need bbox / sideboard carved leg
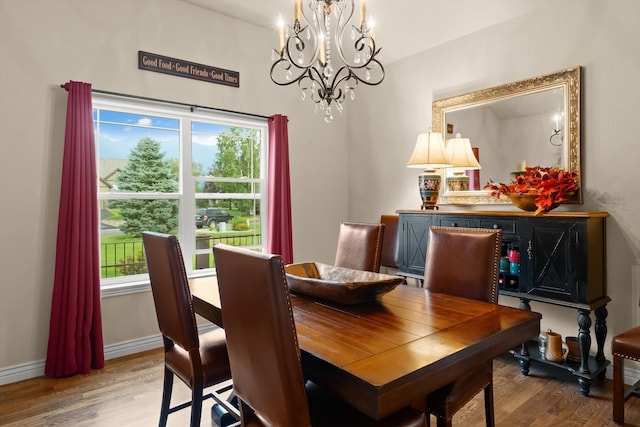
[577,309,592,396]
[518,298,532,375]
[594,305,608,363]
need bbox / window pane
[95,110,180,193]
[193,198,262,270]
[192,123,261,180]
[100,198,179,278]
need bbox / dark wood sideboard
[397,210,610,396]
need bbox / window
[93,93,268,294]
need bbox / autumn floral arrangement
[485,166,579,215]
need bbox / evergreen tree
[112,137,179,236]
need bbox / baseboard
[0,323,217,386]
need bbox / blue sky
[94,109,229,171]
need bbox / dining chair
[334,221,385,272]
[142,232,235,427]
[612,325,640,424]
[380,214,400,272]
[422,226,502,427]
[213,243,427,427]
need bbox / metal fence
[100,233,262,278]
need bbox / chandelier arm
[284,26,320,70]
[333,2,360,68]
[293,66,329,104]
[352,59,385,86]
[334,0,356,40]
[332,28,384,86]
[270,58,311,86]
[327,66,354,93]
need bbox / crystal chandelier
[270,0,385,123]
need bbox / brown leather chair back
[213,244,311,427]
[423,226,502,303]
[334,222,385,272]
[142,231,199,352]
[380,214,400,269]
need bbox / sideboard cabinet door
[523,219,583,302]
[399,213,434,279]
[522,217,606,304]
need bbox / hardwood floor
[1,348,639,426]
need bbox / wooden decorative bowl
[508,193,559,212]
[285,262,404,305]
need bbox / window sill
[101,270,216,298]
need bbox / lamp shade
[445,133,481,169]
[407,132,452,170]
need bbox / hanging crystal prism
[324,107,333,123]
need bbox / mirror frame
[432,66,582,205]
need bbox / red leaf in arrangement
[484,166,579,214]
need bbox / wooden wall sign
[138,51,239,88]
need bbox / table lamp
[407,131,452,209]
[445,133,481,191]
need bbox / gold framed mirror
[432,66,582,205]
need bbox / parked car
[195,208,234,228]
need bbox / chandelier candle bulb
[360,0,366,25]
[319,33,326,65]
[519,160,527,171]
[278,16,285,52]
[294,0,301,21]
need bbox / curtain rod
[60,85,269,120]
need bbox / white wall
[349,0,640,359]
[0,0,348,372]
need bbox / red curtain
[267,115,294,264]
[45,81,104,377]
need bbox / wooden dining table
[190,276,541,420]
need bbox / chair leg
[484,383,495,427]
[159,367,174,427]
[238,399,258,425]
[190,380,204,427]
[436,415,452,427]
[613,354,625,425]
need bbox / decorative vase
[508,193,559,212]
[418,173,442,210]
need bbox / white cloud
[100,132,124,142]
[137,117,152,126]
[192,134,219,146]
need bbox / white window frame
[93,93,268,297]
